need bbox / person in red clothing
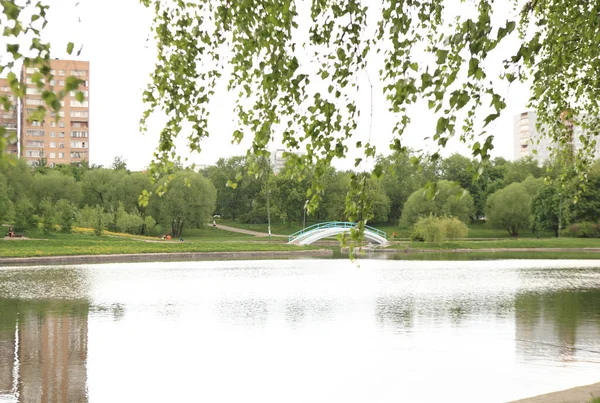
[166,234,172,241]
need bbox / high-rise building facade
[20,60,89,166]
[514,111,600,162]
[0,78,18,156]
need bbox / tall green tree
[531,185,561,237]
[32,171,81,205]
[486,183,531,236]
[150,171,216,237]
[503,157,543,187]
[440,154,472,190]
[377,150,438,223]
[570,162,600,223]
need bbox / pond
[1,259,600,403]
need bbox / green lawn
[373,251,600,260]
[0,231,317,258]
[218,220,307,235]
[399,237,600,250]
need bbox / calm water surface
[1,259,600,403]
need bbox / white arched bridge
[288,222,388,246]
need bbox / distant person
[166,235,172,241]
[392,231,397,239]
[8,225,15,237]
[213,220,216,227]
[179,238,184,242]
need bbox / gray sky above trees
[39,0,530,171]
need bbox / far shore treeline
[2,151,600,239]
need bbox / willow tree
[2,0,600,241]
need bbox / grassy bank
[0,231,314,258]
[397,237,600,250]
[218,219,558,239]
[369,251,600,260]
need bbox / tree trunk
[178,221,184,238]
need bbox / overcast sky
[31,0,531,171]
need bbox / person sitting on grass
[8,225,15,237]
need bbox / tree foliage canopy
[401,180,474,226]
[2,0,600,242]
[486,182,531,236]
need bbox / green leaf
[436,117,449,135]
[67,42,74,55]
[435,49,448,64]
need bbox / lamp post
[303,199,309,229]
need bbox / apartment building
[0,78,18,156]
[270,148,305,174]
[514,111,600,162]
[20,60,89,166]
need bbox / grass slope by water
[218,220,558,239]
[0,230,315,258]
[398,237,600,250]
[373,251,600,260]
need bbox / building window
[71,131,88,138]
[59,152,64,159]
[25,87,41,95]
[70,141,88,148]
[49,142,56,148]
[26,129,44,137]
[25,99,44,106]
[59,121,65,128]
[50,132,55,138]
[49,153,56,158]
[26,141,44,147]
[30,120,43,127]
[69,90,89,98]
[50,79,56,86]
[69,100,89,107]
[59,69,65,76]
[59,132,65,138]
[25,150,41,157]
[70,110,89,118]
[26,67,38,74]
[59,80,65,86]
[71,69,88,77]
[59,143,65,149]
[71,121,88,128]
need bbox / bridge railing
[288,222,387,243]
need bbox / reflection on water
[0,300,89,403]
[0,260,599,402]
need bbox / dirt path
[507,381,600,402]
[215,224,287,238]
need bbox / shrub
[55,199,76,233]
[410,216,469,243]
[14,198,39,232]
[93,206,107,236]
[444,217,469,240]
[39,198,56,234]
[411,216,445,243]
[566,222,600,238]
[143,215,157,234]
[401,181,475,227]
